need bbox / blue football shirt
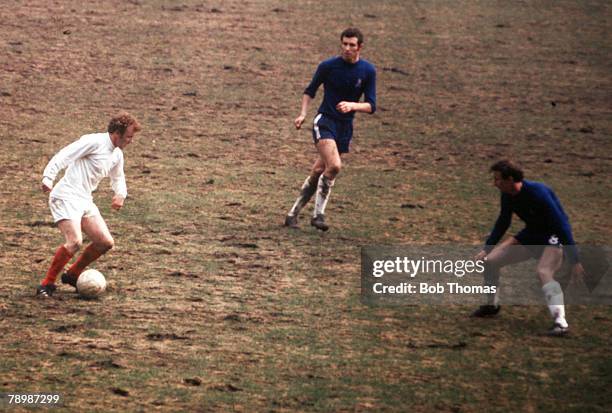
[304,56,377,121]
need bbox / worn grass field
[1,0,611,412]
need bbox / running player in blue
[284,27,376,231]
[472,160,585,336]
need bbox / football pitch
[1,0,611,411]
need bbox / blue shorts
[515,228,562,257]
[312,113,353,154]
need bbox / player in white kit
[37,112,142,297]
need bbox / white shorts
[49,197,101,223]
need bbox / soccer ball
[77,269,107,298]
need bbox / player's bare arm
[336,101,372,114]
[295,94,313,129]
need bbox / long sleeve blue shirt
[485,180,579,263]
[304,56,376,121]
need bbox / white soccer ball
[77,269,107,298]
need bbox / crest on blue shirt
[355,78,362,88]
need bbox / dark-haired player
[284,27,376,231]
[473,160,585,336]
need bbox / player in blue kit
[284,27,376,231]
[473,160,585,336]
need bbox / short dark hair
[490,160,524,182]
[341,27,364,45]
[108,111,142,135]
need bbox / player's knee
[65,239,83,255]
[98,237,115,253]
[326,163,341,177]
[312,165,325,176]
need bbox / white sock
[288,176,317,217]
[542,281,568,328]
[487,291,500,307]
[313,175,334,217]
[483,265,500,306]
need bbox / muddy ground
[1,1,610,412]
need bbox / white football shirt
[42,132,127,201]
